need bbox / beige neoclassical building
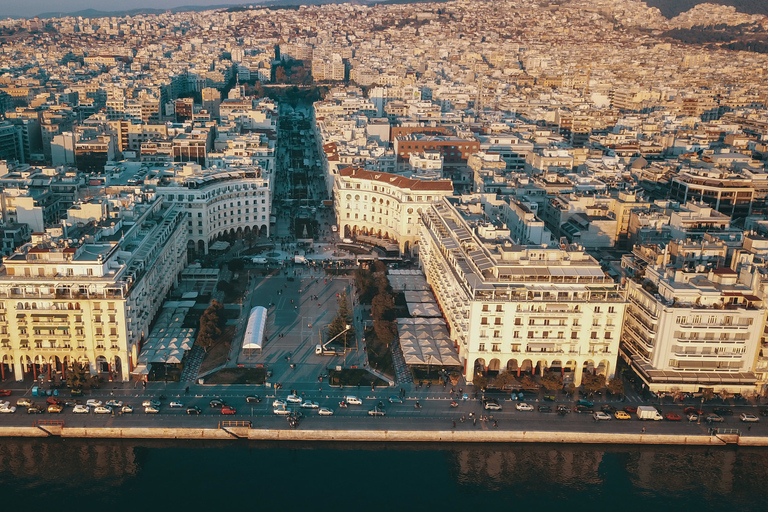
[334,166,453,255]
[0,198,186,382]
[419,197,627,385]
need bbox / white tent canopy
[397,317,461,367]
[243,306,267,351]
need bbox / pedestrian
[452,420,456,428]
[473,417,476,426]
[642,427,646,433]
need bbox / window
[478,343,486,352]
[482,305,489,312]
[594,306,601,313]
[496,305,503,312]
[491,343,500,352]
[608,306,615,313]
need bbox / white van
[345,396,362,405]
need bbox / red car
[684,407,704,415]
[665,413,682,421]
[624,406,638,414]
[0,390,11,397]
[46,397,61,405]
[221,406,237,415]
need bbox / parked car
[740,413,759,423]
[0,389,11,397]
[705,414,724,423]
[46,397,62,405]
[142,400,161,408]
[515,402,534,411]
[684,407,704,415]
[593,411,612,421]
[94,406,112,414]
[47,404,64,413]
[601,405,617,414]
[70,389,83,397]
[713,407,733,416]
[246,395,261,403]
[86,399,102,408]
[624,406,638,414]
[209,399,226,408]
[169,401,184,408]
[186,406,202,415]
[301,401,319,409]
[221,406,237,415]
[576,399,594,407]
[318,407,334,416]
[27,405,45,414]
[121,405,134,414]
[144,406,160,414]
[575,405,594,414]
[0,404,16,413]
[16,398,33,407]
[615,411,631,420]
[106,400,123,408]
[73,405,90,414]
[665,413,682,421]
[538,405,552,413]
[0,400,9,409]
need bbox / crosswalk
[389,338,413,384]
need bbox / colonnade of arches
[471,357,613,387]
[1,353,127,382]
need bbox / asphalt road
[2,384,767,437]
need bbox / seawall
[1,426,767,446]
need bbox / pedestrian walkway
[390,338,413,385]
[181,345,205,383]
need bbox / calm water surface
[0,439,763,511]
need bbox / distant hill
[644,0,768,19]
[25,0,768,22]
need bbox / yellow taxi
[615,410,631,420]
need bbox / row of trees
[475,368,625,397]
[326,292,355,343]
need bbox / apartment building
[154,165,271,256]
[621,258,763,394]
[419,197,626,385]
[334,166,452,255]
[0,198,186,382]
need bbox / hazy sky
[1,1,245,19]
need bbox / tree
[520,374,539,390]
[473,374,488,391]
[581,373,606,394]
[566,383,577,396]
[702,388,715,402]
[66,361,90,390]
[541,372,563,391]
[228,258,245,272]
[607,377,625,396]
[493,371,517,390]
[197,300,223,353]
[371,291,395,322]
[327,292,355,342]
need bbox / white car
[142,400,161,408]
[286,395,302,404]
[86,399,102,407]
[272,399,287,408]
[169,401,184,408]
[94,406,112,414]
[73,404,90,414]
[344,396,362,405]
[318,407,334,416]
[300,401,319,409]
[105,400,123,408]
[0,405,16,413]
[144,406,160,414]
[121,405,134,414]
[515,402,534,411]
[593,411,612,421]
[740,413,760,423]
[273,408,291,415]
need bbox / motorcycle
[339,401,348,408]
[450,401,459,408]
[414,402,422,409]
